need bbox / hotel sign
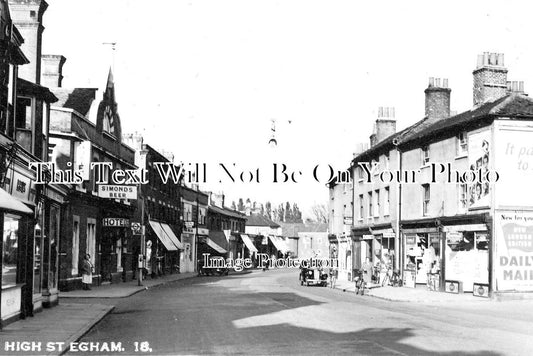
[103,218,130,227]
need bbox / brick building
[349,52,533,297]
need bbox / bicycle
[354,269,367,295]
[381,267,403,287]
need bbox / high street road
[70,269,533,355]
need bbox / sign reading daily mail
[495,211,533,292]
[98,185,137,200]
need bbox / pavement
[60,272,197,298]
[0,272,198,355]
[332,278,493,303]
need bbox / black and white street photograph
[1,0,533,355]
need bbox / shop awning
[240,234,258,253]
[160,223,184,249]
[268,235,289,253]
[205,237,227,254]
[149,220,178,251]
[0,188,33,214]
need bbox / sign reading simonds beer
[495,211,533,292]
[98,185,137,200]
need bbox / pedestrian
[362,257,373,285]
[329,267,337,289]
[81,253,94,290]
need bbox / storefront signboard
[495,211,533,292]
[405,234,416,245]
[98,185,137,200]
[103,218,130,227]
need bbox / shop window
[2,214,20,287]
[457,132,468,156]
[49,205,60,290]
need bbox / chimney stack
[425,77,451,120]
[370,107,396,147]
[506,81,526,95]
[41,54,66,87]
[8,0,48,84]
[473,52,508,106]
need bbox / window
[368,192,373,217]
[72,216,80,275]
[3,214,20,287]
[87,218,96,266]
[459,183,468,209]
[358,166,364,179]
[384,187,390,216]
[359,194,364,219]
[374,189,380,217]
[184,203,192,222]
[422,146,430,165]
[199,207,206,225]
[457,132,468,156]
[423,184,430,216]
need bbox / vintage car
[299,267,328,287]
[198,256,230,276]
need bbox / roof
[208,205,247,220]
[400,94,533,147]
[245,214,280,228]
[51,88,97,116]
[352,93,533,163]
[278,222,328,237]
[17,78,57,103]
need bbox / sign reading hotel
[98,185,137,200]
[103,218,130,227]
[495,211,533,292]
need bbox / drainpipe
[392,138,402,273]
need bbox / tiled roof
[17,78,57,103]
[245,214,280,228]
[278,222,328,237]
[51,88,97,116]
[400,94,533,146]
[352,94,533,163]
[208,205,246,220]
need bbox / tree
[285,202,293,222]
[292,203,303,223]
[309,203,328,223]
[265,201,272,220]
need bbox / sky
[41,0,533,217]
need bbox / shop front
[402,216,490,294]
[180,230,195,273]
[100,214,133,284]
[1,187,33,326]
[147,219,182,276]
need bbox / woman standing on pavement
[81,253,94,290]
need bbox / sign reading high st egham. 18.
[98,185,137,200]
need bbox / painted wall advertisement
[468,128,491,209]
[494,124,533,208]
[495,211,533,292]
